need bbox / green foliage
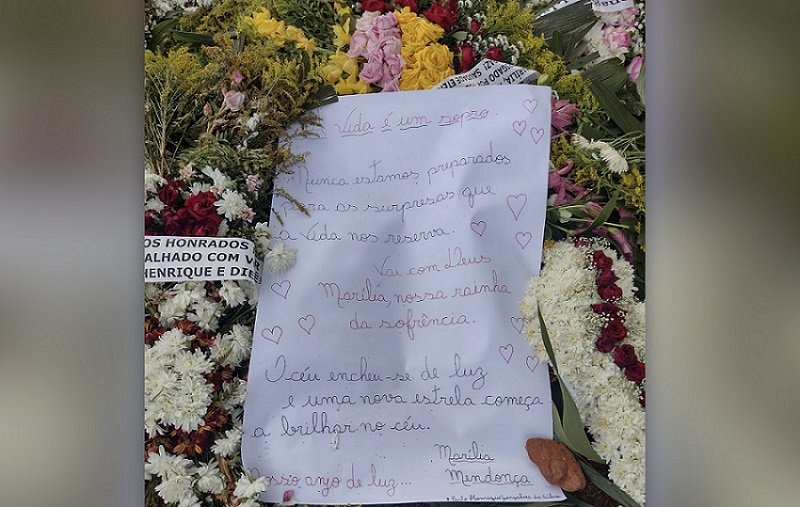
[144,47,223,175]
[266,0,337,48]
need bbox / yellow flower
[295,35,317,54]
[251,11,286,41]
[333,22,350,49]
[284,25,305,42]
[322,51,360,84]
[395,7,444,51]
[335,74,371,95]
[400,43,453,90]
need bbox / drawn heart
[298,314,316,335]
[515,232,532,250]
[525,355,540,374]
[510,316,525,334]
[470,220,487,236]
[530,127,545,144]
[499,344,514,364]
[270,280,291,299]
[506,193,528,221]
[522,99,538,114]
[261,326,283,345]
[512,120,527,136]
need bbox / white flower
[145,197,166,213]
[219,280,247,307]
[201,166,232,193]
[156,474,194,504]
[598,143,629,173]
[212,427,242,457]
[145,172,166,194]
[195,461,225,494]
[233,474,268,499]
[265,241,296,274]
[215,190,248,220]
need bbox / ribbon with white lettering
[590,0,634,12]
[144,236,262,284]
[436,59,539,89]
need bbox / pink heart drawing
[515,232,532,250]
[530,127,545,144]
[506,193,527,221]
[470,220,487,236]
[298,314,316,335]
[512,120,527,136]
[522,99,538,114]
[261,326,283,345]
[270,280,291,299]
[526,355,540,374]
[499,344,514,364]
[510,316,525,334]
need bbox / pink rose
[626,55,643,82]
[223,90,245,112]
[384,54,404,78]
[603,26,631,51]
[360,57,385,84]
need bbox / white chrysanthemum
[219,280,247,307]
[598,143,629,173]
[233,474,268,499]
[156,474,195,504]
[220,378,248,412]
[212,427,242,457]
[215,190,248,220]
[177,495,202,507]
[195,461,225,494]
[201,166,232,194]
[189,181,213,195]
[253,222,272,254]
[217,324,252,367]
[522,239,645,504]
[265,241,296,274]
[187,299,221,330]
[145,445,194,479]
[145,197,166,213]
[145,172,166,194]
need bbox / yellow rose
[400,44,453,90]
[395,8,443,51]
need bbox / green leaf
[451,30,468,42]
[579,460,642,507]
[582,59,629,94]
[584,190,619,234]
[587,80,644,135]
[536,308,603,463]
[148,17,179,51]
[564,492,602,507]
[170,30,215,46]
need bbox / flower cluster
[521,238,645,505]
[582,3,645,81]
[348,11,405,91]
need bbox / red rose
[624,361,646,384]
[184,214,223,237]
[457,42,476,72]
[596,269,619,288]
[161,208,187,235]
[485,46,504,61]
[594,336,615,353]
[469,20,484,35]
[157,177,183,206]
[422,0,458,31]
[591,250,613,270]
[598,282,623,301]
[184,191,218,220]
[395,0,418,12]
[612,344,638,367]
[362,0,390,11]
[601,318,628,341]
[591,302,625,318]
[144,209,159,235]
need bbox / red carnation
[612,344,638,367]
[624,361,646,384]
[591,250,613,270]
[596,269,619,288]
[470,20,484,35]
[485,46,504,61]
[157,177,183,206]
[161,208,187,235]
[601,318,628,341]
[184,214,223,237]
[457,42,476,72]
[595,336,615,353]
[184,191,218,220]
[598,282,623,301]
[423,0,458,31]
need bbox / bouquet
[143,0,645,505]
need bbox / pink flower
[360,57,385,84]
[602,26,631,52]
[626,55,643,82]
[551,96,580,135]
[547,161,587,205]
[231,70,244,84]
[223,90,245,112]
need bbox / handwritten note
[242,85,563,504]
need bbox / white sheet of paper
[242,85,563,504]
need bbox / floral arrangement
[143,0,645,506]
